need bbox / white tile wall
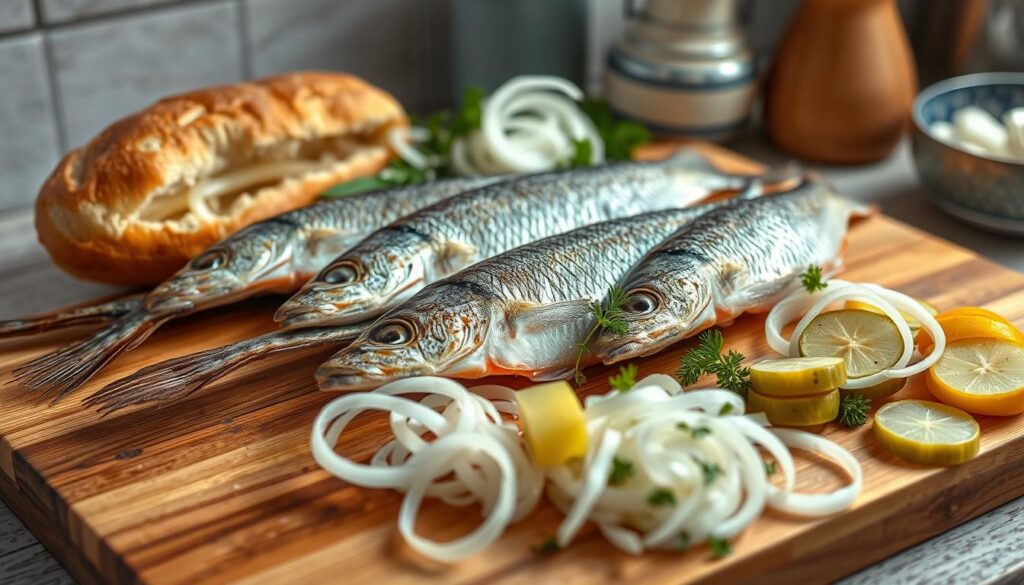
[50,0,244,148]
[40,0,180,24]
[0,0,34,33]
[0,34,62,211]
[245,0,448,111]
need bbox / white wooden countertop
[1,137,1022,585]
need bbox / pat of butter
[515,381,588,468]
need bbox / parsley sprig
[573,286,629,386]
[800,264,828,293]
[838,394,871,427]
[676,329,752,397]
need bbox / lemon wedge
[873,399,980,465]
[515,381,588,467]
[750,357,846,396]
[798,309,905,378]
[840,376,907,400]
[747,388,839,426]
[927,338,1024,416]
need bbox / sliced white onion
[391,75,607,178]
[765,280,945,389]
[766,429,862,516]
[388,126,430,170]
[310,376,542,563]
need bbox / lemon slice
[917,312,1024,354]
[750,357,846,396]
[840,376,907,400]
[873,399,980,465]
[798,309,905,378]
[927,338,1024,416]
[845,298,935,335]
[515,381,588,467]
[747,388,839,426]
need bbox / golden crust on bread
[36,71,405,286]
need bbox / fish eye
[623,291,659,315]
[191,250,226,271]
[322,262,359,285]
[369,321,414,346]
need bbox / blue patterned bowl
[912,72,1024,233]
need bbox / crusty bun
[36,71,405,286]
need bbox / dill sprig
[560,138,594,169]
[676,329,751,397]
[838,394,871,427]
[800,264,828,293]
[608,363,638,392]
[573,286,629,386]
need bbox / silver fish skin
[315,197,741,391]
[591,178,866,364]
[276,149,753,330]
[12,177,490,400]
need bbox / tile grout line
[235,0,253,79]
[33,0,68,153]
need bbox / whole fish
[274,149,755,329]
[84,150,764,410]
[591,178,867,364]
[11,176,492,399]
[313,195,752,391]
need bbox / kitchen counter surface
[1,136,1022,585]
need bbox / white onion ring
[765,280,945,389]
[388,126,430,170]
[766,429,862,516]
[310,376,542,563]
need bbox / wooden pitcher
[765,0,918,164]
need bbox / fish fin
[438,240,479,273]
[504,299,594,339]
[308,229,359,259]
[530,367,577,382]
[0,294,144,339]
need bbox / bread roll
[36,71,406,286]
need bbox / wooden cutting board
[3,142,1024,585]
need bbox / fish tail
[84,325,367,413]
[663,148,804,196]
[11,308,166,401]
[0,295,145,339]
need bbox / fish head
[275,230,435,329]
[316,285,492,390]
[593,269,713,364]
[146,222,299,314]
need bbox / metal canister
[606,0,755,141]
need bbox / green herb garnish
[561,138,594,169]
[708,537,732,558]
[532,536,561,555]
[579,98,651,161]
[573,286,629,386]
[608,457,635,486]
[838,394,871,427]
[700,461,723,485]
[676,422,712,438]
[764,460,777,476]
[676,329,751,397]
[719,403,734,416]
[800,265,828,293]
[648,488,677,507]
[609,363,638,392]
[320,176,396,198]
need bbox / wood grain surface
[2,144,1024,584]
